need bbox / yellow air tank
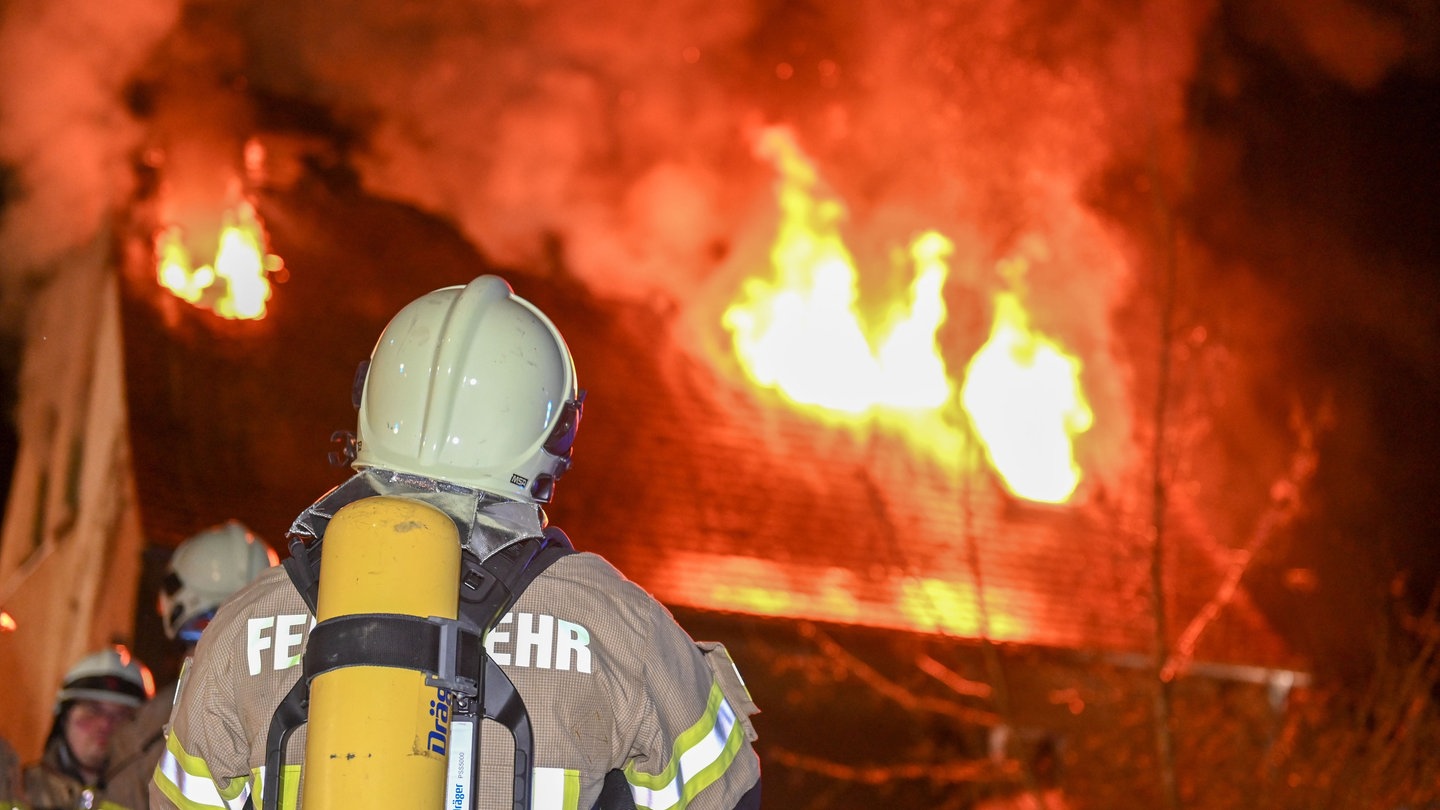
[301,496,460,810]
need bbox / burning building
[1,0,1438,807]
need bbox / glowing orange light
[0,610,15,632]
[155,197,279,320]
[898,578,1028,639]
[723,127,952,415]
[700,556,863,621]
[658,552,1028,639]
[960,284,1093,503]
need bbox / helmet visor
[543,392,585,459]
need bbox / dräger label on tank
[427,688,453,756]
[447,719,475,810]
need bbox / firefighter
[105,521,279,809]
[152,275,761,810]
[23,645,155,809]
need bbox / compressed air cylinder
[302,496,460,810]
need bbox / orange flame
[724,126,1093,503]
[0,610,15,632]
[155,197,279,320]
[960,283,1093,503]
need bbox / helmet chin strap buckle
[328,431,358,466]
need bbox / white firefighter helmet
[159,520,279,641]
[56,645,155,710]
[353,275,583,503]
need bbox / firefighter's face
[65,699,135,769]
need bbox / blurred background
[0,0,1437,807]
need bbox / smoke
[220,0,764,304]
[200,0,1214,315]
[1237,0,1425,90]
[0,0,1425,316]
[1,0,1435,524]
[1,0,1430,307]
[0,0,179,319]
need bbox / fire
[723,128,952,415]
[961,285,1093,503]
[724,126,1092,504]
[154,197,280,320]
[657,552,1029,641]
[898,578,1027,639]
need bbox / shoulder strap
[459,527,574,630]
[452,527,574,810]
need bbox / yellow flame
[705,558,863,620]
[723,127,1093,504]
[723,127,951,415]
[0,610,15,632]
[684,130,1099,635]
[155,198,278,320]
[658,552,1025,639]
[155,226,211,304]
[960,287,1093,503]
[213,201,273,319]
[898,578,1027,639]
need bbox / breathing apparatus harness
[258,471,574,810]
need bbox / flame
[898,578,1027,639]
[658,552,1029,640]
[724,126,1093,503]
[0,610,15,632]
[702,557,863,620]
[155,197,279,320]
[960,284,1093,503]
[723,128,951,415]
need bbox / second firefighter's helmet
[352,275,583,503]
[56,645,155,710]
[159,520,279,642]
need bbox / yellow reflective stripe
[624,681,744,810]
[249,764,302,810]
[153,734,227,810]
[216,771,250,808]
[533,766,581,810]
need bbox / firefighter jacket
[105,679,177,810]
[21,734,132,810]
[152,552,761,810]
